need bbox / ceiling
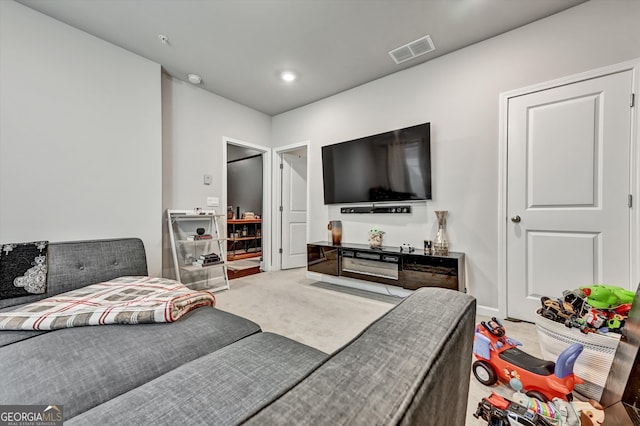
[17,0,588,116]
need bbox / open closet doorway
[275,143,309,270]
[225,138,271,279]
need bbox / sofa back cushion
[244,287,476,426]
[0,238,147,310]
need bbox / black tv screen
[322,122,431,204]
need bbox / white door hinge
[631,93,635,108]
[629,194,633,208]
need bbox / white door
[281,150,308,269]
[506,70,633,322]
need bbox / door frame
[497,59,640,319]
[223,136,272,271]
[272,141,310,271]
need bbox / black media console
[307,241,465,292]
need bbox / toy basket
[534,314,620,401]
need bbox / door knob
[511,215,521,223]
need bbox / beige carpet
[215,267,398,353]
[214,268,540,425]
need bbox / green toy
[579,284,635,309]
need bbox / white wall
[161,75,271,276]
[0,1,163,275]
[271,0,640,311]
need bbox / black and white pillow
[0,241,48,300]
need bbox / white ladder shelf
[167,209,229,292]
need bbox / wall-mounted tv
[322,122,431,205]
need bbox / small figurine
[368,229,384,249]
[400,243,414,252]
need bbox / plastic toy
[564,308,625,334]
[538,297,576,323]
[614,303,632,317]
[510,378,561,424]
[563,315,590,334]
[606,313,625,331]
[474,390,604,426]
[579,284,635,309]
[584,308,608,329]
[473,392,554,426]
[473,317,584,401]
[551,290,630,334]
[562,289,587,315]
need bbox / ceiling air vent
[388,35,435,65]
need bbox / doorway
[225,138,271,278]
[275,143,309,270]
[499,62,638,322]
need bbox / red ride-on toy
[472,317,584,401]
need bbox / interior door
[281,150,308,269]
[506,70,633,322]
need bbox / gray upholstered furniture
[0,238,476,425]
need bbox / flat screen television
[322,122,431,205]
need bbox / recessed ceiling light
[281,71,297,82]
[187,73,202,85]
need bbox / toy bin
[534,314,620,401]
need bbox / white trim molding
[223,136,272,271]
[272,141,311,271]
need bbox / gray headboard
[0,238,148,310]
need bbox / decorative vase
[433,211,449,256]
[328,220,342,245]
[369,229,384,249]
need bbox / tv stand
[307,242,465,292]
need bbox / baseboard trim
[476,304,500,318]
[307,271,504,318]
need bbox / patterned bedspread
[0,276,216,330]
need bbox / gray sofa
[0,238,476,425]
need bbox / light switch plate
[203,174,212,185]
[207,197,219,207]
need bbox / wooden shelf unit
[228,219,262,225]
[227,219,262,261]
